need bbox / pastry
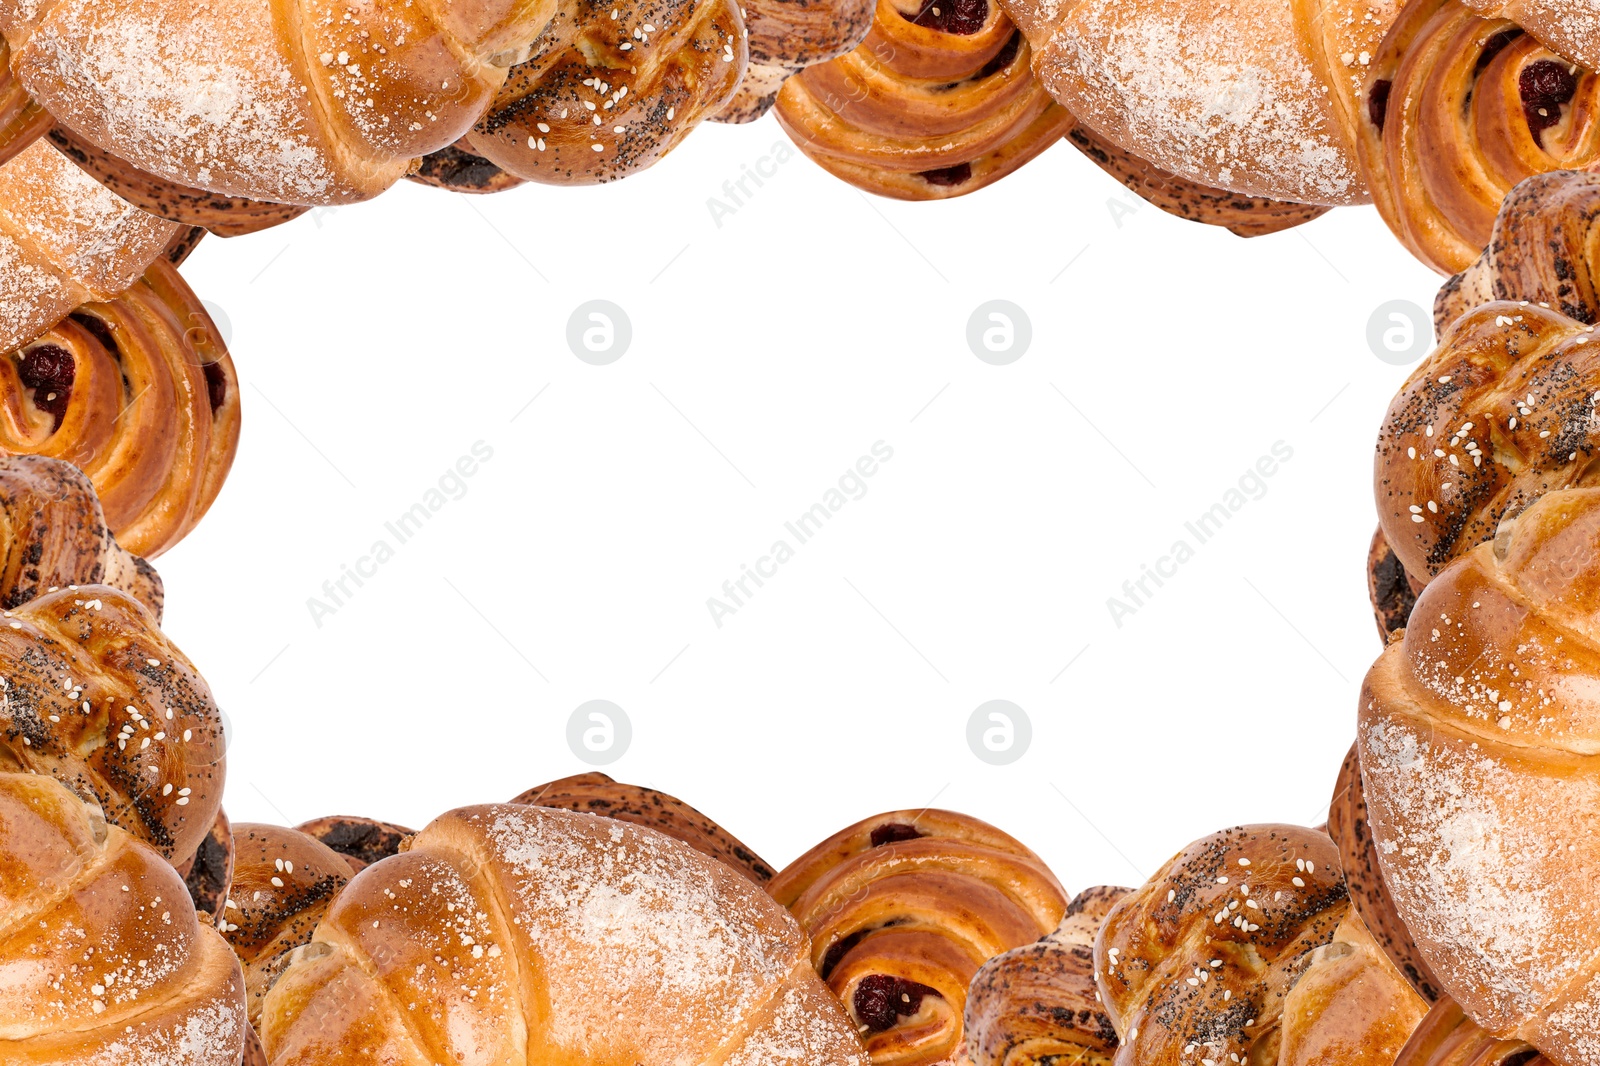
[0,255,241,558]
[0,139,176,355]
[964,885,1128,1066]
[714,0,873,123]
[1359,486,1600,1065]
[1461,0,1600,77]
[1356,1,1600,273]
[1096,824,1428,1066]
[1374,299,1600,586]
[0,770,246,1064]
[770,809,1068,1065]
[774,0,1074,199]
[408,141,528,195]
[512,770,775,883]
[294,814,413,873]
[1393,998,1553,1066]
[178,805,236,919]
[0,581,227,866]
[458,0,747,185]
[1368,527,1424,640]
[0,38,51,168]
[259,802,870,1065]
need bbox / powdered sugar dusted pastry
[1462,0,1600,70]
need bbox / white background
[160,114,1442,896]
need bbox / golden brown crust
[176,805,236,919]
[0,771,247,1063]
[218,823,355,1029]
[0,38,51,170]
[1358,488,1600,1063]
[1356,1,1600,275]
[260,803,870,1066]
[1373,300,1600,585]
[243,1024,269,1066]
[512,770,776,883]
[711,0,873,122]
[0,256,241,558]
[964,886,1128,1066]
[1393,998,1552,1066]
[0,453,163,618]
[1066,124,1332,237]
[1368,526,1424,640]
[1438,170,1600,332]
[775,0,1072,200]
[772,809,1067,1066]
[407,141,528,194]
[1096,824,1426,1066]
[0,583,226,865]
[1328,742,1443,1002]
[46,125,310,236]
[293,814,414,872]
[1460,0,1600,73]
[464,0,747,185]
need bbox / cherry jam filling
[1475,28,1523,76]
[918,162,972,187]
[853,975,941,1032]
[906,0,987,35]
[1367,79,1392,131]
[870,822,924,847]
[1520,59,1579,142]
[70,312,120,358]
[202,361,228,413]
[976,31,1022,80]
[17,344,74,431]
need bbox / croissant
[964,885,1128,1066]
[0,255,240,558]
[259,802,870,1066]
[1437,170,1600,331]
[0,139,176,355]
[1374,299,1600,587]
[512,770,776,883]
[1005,0,1403,206]
[0,0,558,206]
[457,0,747,184]
[1356,1,1600,274]
[770,809,1067,1066]
[0,581,227,866]
[0,453,161,616]
[1095,824,1428,1066]
[0,770,246,1064]
[774,0,1074,199]
[1358,486,1600,1065]
[714,0,872,122]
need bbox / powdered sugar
[72,996,243,1066]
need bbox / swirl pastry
[512,770,775,883]
[1374,299,1600,586]
[1437,170,1600,330]
[964,885,1128,1066]
[259,802,869,1065]
[774,0,1073,199]
[714,0,873,122]
[0,256,241,558]
[0,583,227,866]
[1096,824,1428,1066]
[1462,0,1600,73]
[458,0,747,186]
[1393,999,1553,1066]
[1358,1,1600,274]
[0,771,247,1065]
[1358,486,1600,1065]
[770,809,1068,1066]
[0,453,162,617]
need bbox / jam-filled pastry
[1005,0,1404,206]
[457,0,747,185]
[1097,824,1428,1066]
[511,770,776,883]
[0,582,228,868]
[1374,299,1600,587]
[259,803,870,1066]
[0,139,177,355]
[964,886,1128,1066]
[0,453,162,617]
[775,0,1074,199]
[1461,0,1600,73]
[0,256,241,558]
[770,809,1068,1065]
[0,771,247,1065]
[1436,170,1600,330]
[713,0,874,123]
[1358,1,1600,273]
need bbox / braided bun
[1095,824,1426,1066]
[1359,486,1600,1065]
[0,256,240,558]
[1374,300,1600,586]
[770,809,1067,1066]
